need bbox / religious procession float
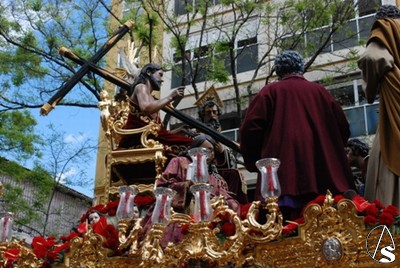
[1,20,400,268]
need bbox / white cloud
[57,167,77,184]
[64,133,87,144]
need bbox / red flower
[77,222,88,234]
[221,222,236,236]
[92,216,119,251]
[134,195,156,207]
[240,203,251,220]
[217,212,231,221]
[208,221,216,230]
[308,195,325,206]
[181,223,190,235]
[373,199,384,210]
[282,218,304,236]
[52,241,70,255]
[103,199,119,216]
[383,205,399,217]
[31,236,56,260]
[364,215,378,226]
[379,212,395,226]
[3,248,20,268]
[352,195,370,212]
[364,204,379,217]
[60,231,80,242]
[4,248,20,261]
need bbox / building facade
[95,0,397,201]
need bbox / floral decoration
[134,194,156,217]
[3,248,20,268]
[281,194,400,237]
[209,212,236,242]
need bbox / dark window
[306,27,331,56]
[215,51,232,75]
[359,15,375,43]
[193,57,211,83]
[171,63,191,88]
[328,85,354,107]
[358,0,381,17]
[173,50,191,63]
[357,85,367,104]
[194,45,210,58]
[175,0,187,16]
[332,20,358,50]
[174,0,220,16]
[237,37,258,73]
[279,34,306,55]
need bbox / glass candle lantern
[151,187,176,225]
[0,212,14,242]
[116,185,139,220]
[255,158,281,199]
[187,147,210,183]
[190,184,213,222]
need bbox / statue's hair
[129,63,162,95]
[274,50,304,79]
[376,5,400,20]
[347,138,369,158]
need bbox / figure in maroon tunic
[240,50,355,221]
[118,63,193,153]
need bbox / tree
[138,0,375,122]
[0,110,42,160]
[0,0,112,112]
[0,125,95,237]
[0,0,377,124]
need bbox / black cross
[40,20,135,116]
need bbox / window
[237,37,258,73]
[171,36,258,87]
[280,0,382,55]
[174,0,220,16]
[328,79,378,136]
[327,79,367,107]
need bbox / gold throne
[98,90,166,202]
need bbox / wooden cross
[40,20,135,116]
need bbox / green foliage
[209,57,230,83]
[0,0,110,111]
[0,158,30,181]
[0,158,55,227]
[214,41,231,53]
[0,110,42,160]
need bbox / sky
[33,105,100,198]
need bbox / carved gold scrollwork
[243,197,283,243]
[66,230,112,268]
[140,223,166,267]
[298,191,364,267]
[0,241,43,267]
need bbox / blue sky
[33,105,100,198]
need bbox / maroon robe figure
[240,50,355,220]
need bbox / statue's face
[199,140,215,165]
[203,105,219,122]
[88,212,100,225]
[149,70,164,91]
